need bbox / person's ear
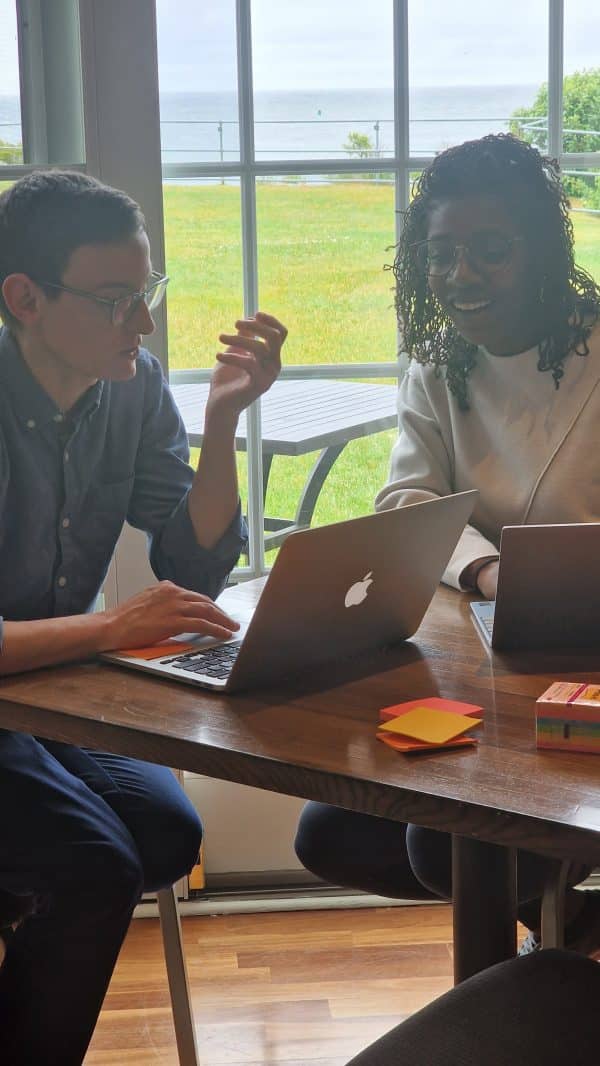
[2,274,45,327]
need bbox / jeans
[0,729,202,1065]
[295,803,591,930]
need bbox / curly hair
[392,133,600,409]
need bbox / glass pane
[156,0,239,169]
[162,179,248,546]
[255,176,397,365]
[263,377,397,566]
[251,0,394,161]
[563,1,600,157]
[409,0,547,154]
[163,180,243,371]
[566,167,600,282]
[0,2,22,164]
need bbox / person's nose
[131,298,156,336]
[446,245,482,284]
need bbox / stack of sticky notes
[377,696,483,755]
[536,681,600,754]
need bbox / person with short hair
[0,170,286,1064]
[295,134,600,958]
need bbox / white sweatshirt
[375,322,600,589]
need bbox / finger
[219,333,268,357]
[216,350,270,374]
[254,311,288,340]
[180,603,240,630]
[234,319,282,352]
[185,620,240,641]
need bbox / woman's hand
[476,560,499,600]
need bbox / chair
[157,886,199,1066]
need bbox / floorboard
[86,903,455,1065]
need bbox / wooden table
[1,582,599,987]
[171,379,398,547]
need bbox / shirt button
[53,413,64,423]
[62,517,70,529]
[64,450,70,462]
[26,418,36,429]
[57,576,67,588]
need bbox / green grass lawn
[165,182,600,541]
[163,181,398,370]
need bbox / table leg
[294,444,346,528]
[261,453,274,504]
[452,835,517,984]
[260,445,348,551]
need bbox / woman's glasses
[411,234,524,278]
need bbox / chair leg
[157,886,199,1066]
[540,860,570,949]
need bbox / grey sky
[0,2,598,96]
[156,0,599,92]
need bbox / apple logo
[344,571,373,608]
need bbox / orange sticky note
[115,641,199,660]
[379,706,482,745]
[377,732,477,754]
[380,697,483,722]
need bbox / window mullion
[236,0,264,576]
[547,0,564,158]
[394,0,410,364]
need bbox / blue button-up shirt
[0,327,247,639]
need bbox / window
[0,1,84,171]
[0,2,22,165]
[409,0,547,154]
[563,0,600,279]
[151,2,600,573]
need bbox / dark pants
[345,949,600,1066]
[0,729,202,1066]
[295,803,591,929]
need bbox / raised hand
[206,311,287,421]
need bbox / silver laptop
[103,490,476,692]
[471,522,600,651]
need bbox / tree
[510,68,600,205]
[0,138,22,165]
[343,131,375,158]
[510,67,600,154]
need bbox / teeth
[452,301,491,311]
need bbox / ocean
[0,84,539,166]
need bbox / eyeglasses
[36,271,169,326]
[410,235,524,278]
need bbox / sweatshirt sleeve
[375,364,499,590]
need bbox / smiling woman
[294,132,600,961]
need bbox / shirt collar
[0,326,104,430]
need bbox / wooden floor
[86,903,455,1065]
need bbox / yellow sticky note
[379,706,482,745]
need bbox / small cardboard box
[536,682,600,754]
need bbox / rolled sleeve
[151,496,247,600]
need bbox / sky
[0,1,598,97]
[155,0,600,93]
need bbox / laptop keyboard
[160,641,242,679]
